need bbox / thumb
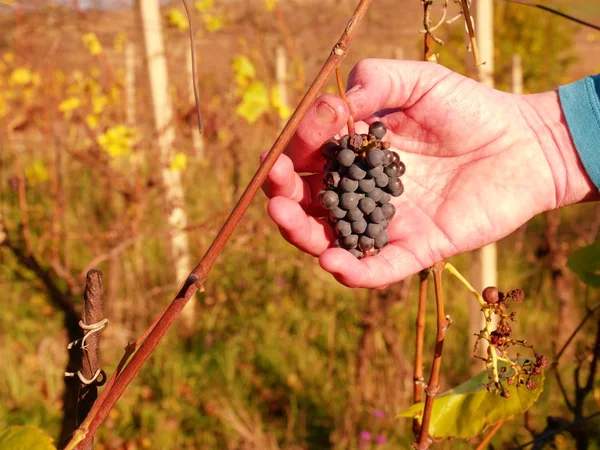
[345,59,454,122]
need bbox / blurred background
[1,0,600,448]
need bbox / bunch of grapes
[318,122,405,259]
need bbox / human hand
[262,59,597,289]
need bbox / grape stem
[335,67,355,136]
[458,0,483,67]
[63,0,375,447]
[444,263,500,384]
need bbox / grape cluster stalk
[318,122,405,258]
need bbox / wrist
[521,90,600,209]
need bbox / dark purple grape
[384,162,400,178]
[330,206,346,220]
[367,166,384,178]
[349,248,364,258]
[324,171,341,189]
[366,149,384,168]
[338,149,355,167]
[318,190,339,210]
[388,178,404,197]
[321,139,339,157]
[351,218,367,234]
[349,134,363,150]
[358,197,376,214]
[381,203,396,219]
[325,158,340,171]
[332,238,341,248]
[335,220,352,237]
[347,207,364,222]
[366,187,383,202]
[340,192,359,210]
[375,173,389,188]
[348,163,367,180]
[339,135,350,148]
[391,152,400,165]
[358,178,375,193]
[359,235,375,252]
[374,231,389,248]
[382,150,394,166]
[342,234,359,249]
[365,223,383,238]
[369,121,386,139]
[381,219,389,229]
[397,161,406,177]
[369,207,385,224]
[340,177,359,192]
[379,192,392,204]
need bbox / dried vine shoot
[64,0,374,447]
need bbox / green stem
[444,263,499,384]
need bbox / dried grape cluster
[318,122,405,259]
[478,287,547,397]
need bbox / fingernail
[315,101,336,124]
[345,84,362,95]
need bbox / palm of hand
[373,80,556,283]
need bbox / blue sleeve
[558,74,600,190]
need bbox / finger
[345,59,454,122]
[267,196,333,256]
[285,94,349,173]
[319,244,429,289]
[261,152,329,214]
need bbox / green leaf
[236,81,269,123]
[567,241,600,287]
[397,363,544,439]
[0,425,56,450]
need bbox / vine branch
[65,0,374,447]
[415,261,451,449]
[502,0,600,31]
[412,269,429,438]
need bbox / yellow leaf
[3,52,14,62]
[236,80,269,123]
[231,55,255,87]
[85,115,99,129]
[92,95,108,115]
[0,93,7,118]
[1,0,15,6]
[170,152,187,171]
[166,8,189,31]
[270,85,291,119]
[24,160,49,183]
[9,68,33,86]
[195,0,213,12]
[58,97,81,112]
[114,32,127,52]
[203,13,225,33]
[265,0,277,11]
[82,33,102,55]
[97,125,139,157]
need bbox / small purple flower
[359,431,372,441]
[373,409,385,418]
[375,434,387,445]
[277,278,286,287]
[359,443,368,450]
